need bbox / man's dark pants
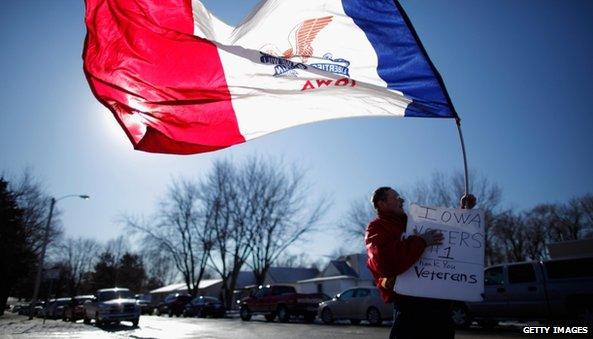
[389,297,455,339]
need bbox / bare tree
[339,197,376,249]
[411,171,502,210]
[240,157,328,285]
[58,237,101,295]
[274,253,323,271]
[202,157,326,306]
[580,194,593,238]
[203,159,250,308]
[551,195,593,241]
[141,246,179,286]
[9,170,63,256]
[126,178,213,296]
[491,211,528,262]
[521,204,559,260]
[105,236,130,264]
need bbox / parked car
[183,296,226,318]
[45,298,70,319]
[17,301,44,317]
[11,304,23,314]
[155,293,192,317]
[83,287,140,327]
[451,257,593,328]
[63,295,94,322]
[239,284,327,323]
[318,286,393,326]
[135,294,153,315]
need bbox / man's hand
[414,229,444,246]
[460,194,477,209]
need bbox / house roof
[329,260,359,278]
[266,267,319,284]
[297,275,357,283]
[150,283,187,294]
[235,271,256,289]
[149,279,222,294]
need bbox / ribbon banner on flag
[84,0,458,154]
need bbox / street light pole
[29,194,89,320]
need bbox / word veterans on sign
[395,204,485,302]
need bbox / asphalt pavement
[0,313,587,338]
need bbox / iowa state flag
[84,0,458,154]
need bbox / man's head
[371,187,405,215]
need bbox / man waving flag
[84,0,458,154]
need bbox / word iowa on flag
[84,0,457,154]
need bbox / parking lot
[2,313,587,339]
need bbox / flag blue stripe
[341,0,456,118]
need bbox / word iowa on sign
[395,204,485,302]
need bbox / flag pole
[455,117,469,195]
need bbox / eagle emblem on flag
[260,16,350,77]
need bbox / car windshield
[98,290,133,301]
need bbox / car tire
[83,315,90,325]
[350,319,361,325]
[321,308,333,324]
[264,313,276,322]
[366,307,382,326]
[277,305,290,323]
[155,307,161,316]
[132,318,139,327]
[240,307,252,321]
[451,303,472,329]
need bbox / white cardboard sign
[394,204,485,302]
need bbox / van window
[484,267,504,286]
[508,264,536,284]
[544,258,593,279]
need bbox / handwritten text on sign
[394,204,485,302]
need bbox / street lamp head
[79,195,90,200]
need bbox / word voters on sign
[394,204,485,302]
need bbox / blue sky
[1,0,592,261]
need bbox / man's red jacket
[365,210,427,303]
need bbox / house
[296,253,374,297]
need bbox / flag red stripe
[83,0,244,154]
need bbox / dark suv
[156,293,192,317]
[183,296,226,318]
